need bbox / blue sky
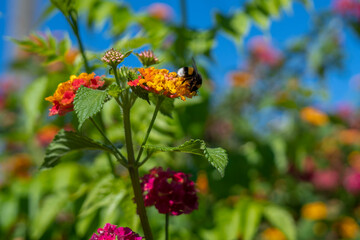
[1,0,359,109]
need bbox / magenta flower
[140,167,198,216]
[311,169,339,191]
[90,223,143,240]
[344,169,360,195]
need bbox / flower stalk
[122,96,153,240]
[136,97,164,163]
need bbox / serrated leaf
[264,205,297,240]
[74,86,109,129]
[144,139,228,177]
[41,129,116,168]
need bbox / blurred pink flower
[90,223,143,240]
[141,167,198,216]
[147,3,174,21]
[344,169,360,194]
[311,169,340,191]
[333,0,360,20]
[249,37,282,67]
[336,102,354,120]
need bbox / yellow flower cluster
[128,67,196,101]
[337,217,359,239]
[300,107,328,126]
[301,202,328,220]
[261,228,287,240]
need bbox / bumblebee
[177,58,202,93]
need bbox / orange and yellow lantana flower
[45,73,104,116]
[301,202,328,220]
[128,67,196,101]
[300,107,328,126]
[261,228,287,240]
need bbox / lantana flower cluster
[333,0,360,21]
[45,73,104,116]
[135,50,160,66]
[140,167,198,215]
[90,223,143,240]
[128,67,196,101]
[101,48,126,67]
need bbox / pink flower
[147,3,174,21]
[333,0,360,20]
[344,169,360,194]
[311,169,340,191]
[140,167,198,216]
[249,36,282,67]
[90,223,143,240]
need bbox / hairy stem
[122,100,153,240]
[135,97,164,163]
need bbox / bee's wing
[191,57,199,74]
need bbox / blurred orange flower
[36,124,60,147]
[301,202,328,220]
[300,107,328,126]
[65,49,79,65]
[349,151,360,172]
[261,228,287,240]
[228,71,254,88]
[336,217,359,239]
[338,129,360,145]
[196,171,209,194]
[3,154,32,179]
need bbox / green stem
[90,117,127,167]
[112,66,122,87]
[122,102,153,240]
[65,14,90,73]
[165,213,169,240]
[180,0,187,28]
[135,97,164,163]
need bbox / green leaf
[23,76,48,134]
[30,193,68,239]
[270,138,288,173]
[144,139,228,177]
[79,175,126,218]
[42,129,116,168]
[264,205,297,240]
[231,12,250,37]
[242,202,263,240]
[150,96,174,118]
[107,84,123,98]
[74,86,109,129]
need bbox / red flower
[140,167,198,216]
